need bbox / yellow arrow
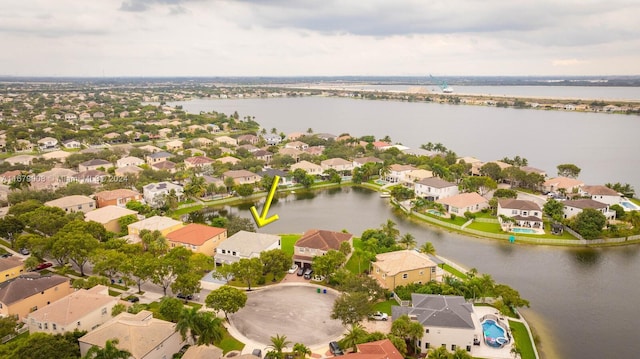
[250,175,280,227]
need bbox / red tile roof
[341,340,403,359]
[295,229,352,251]
[166,223,226,246]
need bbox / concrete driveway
[228,284,345,347]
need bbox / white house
[214,231,281,264]
[116,156,145,168]
[415,177,459,200]
[320,158,354,173]
[497,199,543,229]
[263,134,282,145]
[580,185,622,206]
[37,137,58,151]
[385,164,417,183]
[437,192,488,215]
[143,182,184,208]
[562,199,616,220]
[290,160,323,176]
[62,139,81,149]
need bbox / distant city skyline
[2,0,639,77]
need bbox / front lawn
[372,299,395,315]
[280,234,301,256]
[509,320,536,359]
[217,328,245,354]
[442,264,468,279]
[345,239,370,274]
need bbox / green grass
[345,238,370,274]
[442,264,468,279]
[466,221,503,233]
[280,234,301,256]
[216,328,245,354]
[372,299,395,314]
[170,204,204,217]
[108,289,122,296]
[509,320,536,359]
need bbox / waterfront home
[79,310,185,359]
[166,223,227,257]
[78,158,111,172]
[385,164,417,183]
[258,168,294,186]
[45,195,96,214]
[414,177,459,201]
[392,294,478,354]
[352,156,383,168]
[497,199,543,229]
[290,160,323,176]
[437,192,489,215]
[0,273,73,320]
[370,250,441,290]
[116,156,144,168]
[293,229,353,269]
[26,285,120,334]
[543,176,584,194]
[85,206,138,233]
[0,257,25,283]
[222,170,262,185]
[562,199,616,220]
[143,182,184,208]
[127,216,184,241]
[580,185,622,206]
[214,231,281,265]
[340,339,403,359]
[320,157,354,173]
[405,169,434,185]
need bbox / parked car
[251,349,262,358]
[178,344,191,356]
[177,293,194,300]
[126,295,140,303]
[296,267,305,276]
[329,341,344,356]
[19,248,30,255]
[369,311,389,321]
[303,268,313,279]
[288,264,299,274]
[35,262,53,270]
[0,252,13,258]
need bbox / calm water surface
[225,188,640,359]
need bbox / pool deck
[472,306,515,359]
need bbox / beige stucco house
[370,250,441,290]
[0,273,73,320]
[45,195,96,214]
[166,224,227,257]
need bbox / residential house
[92,111,105,119]
[115,165,143,177]
[138,145,163,153]
[258,168,294,186]
[405,169,434,185]
[543,177,585,194]
[0,273,73,320]
[278,147,304,162]
[263,134,282,145]
[5,155,37,166]
[85,206,139,233]
[320,158,354,173]
[158,128,172,138]
[62,139,81,149]
[127,216,184,242]
[437,192,489,215]
[285,141,309,151]
[352,156,383,168]
[293,229,353,269]
[73,170,108,185]
[372,141,392,150]
[304,146,325,156]
[385,164,417,183]
[238,144,259,153]
[286,132,304,141]
[79,310,184,359]
[215,136,238,147]
[214,231,281,264]
[41,150,71,162]
[64,113,78,122]
[580,185,622,206]
[392,294,479,354]
[340,340,403,359]
[37,137,59,151]
[470,160,512,176]
[151,160,177,173]
[222,170,261,185]
[187,124,205,133]
[316,133,337,141]
[0,257,25,283]
[45,195,96,214]
[184,156,215,170]
[143,182,184,208]
[216,156,241,166]
[116,156,144,168]
[26,285,120,334]
[78,158,111,172]
[165,140,183,151]
[14,139,35,153]
[95,189,142,208]
[370,250,441,290]
[497,199,543,229]
[415,177,459,201]
[290,160,323,176]
[0,184,9,202]
[191,137,214,148]
[237,134,259,144]
[562,199,616,220]
[0,170,22,184]
[253,150,273,164]
[30,168,77,191]
[145,151,173,165]
[166,224,227,257]
[520,166,547,178]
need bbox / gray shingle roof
[392,294,475,329]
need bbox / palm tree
[341,323,368,352]
[420,242,436,256]
[452,347,472,359]
[380,219,399,242]
[176,306,200,344]
[193,312,224,345]
[510,343,522,358]
[267,334,291,359]
[292,343,312,358]
[426,346,450,359]
[398,233,417,250]
[84,339,131,359]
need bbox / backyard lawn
[509,320,536,359]
[280,234,301,256]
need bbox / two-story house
[0,257,25,283]
[44,195,96,214]
[497,199,543,230]
[320,158,354,173]
[370,250,441,290]
[580,185,622,206]
[562,199,616,220]
[0,273,73,320]
[222,170,262,185]
[142,182,184,208]
[290,160,322,176]
[414,177,459,201]
[293,229,353,269]
[214,231,281,265]
[94,189,142,208]
[385,164,417,184]
[166,224,227,257]
[126,216,184,242]
[37,137,59,151]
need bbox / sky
[1,0,639,77]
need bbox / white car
[369,312,389,321]
[287,264,299,274]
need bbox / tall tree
[391,314,424,354]
[267,334,291,359]
[398,233,417,249]
[84,339,131,359]
[331,292,374,326]
[205,285,248,320]
[217,257,263,290]
[0,215,25,249]
[571,208,607,239]
[312,250,346,280]
[419,242,436,256]
[557,163,581,178]
[341,323,368,352]
[260,249,291,281]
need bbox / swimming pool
[620,201,640,211]
[427,209,444,216]
[482,319,509,348]
[511,227,538,234]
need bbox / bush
[450,213,456,220]
[464,211,476,220]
